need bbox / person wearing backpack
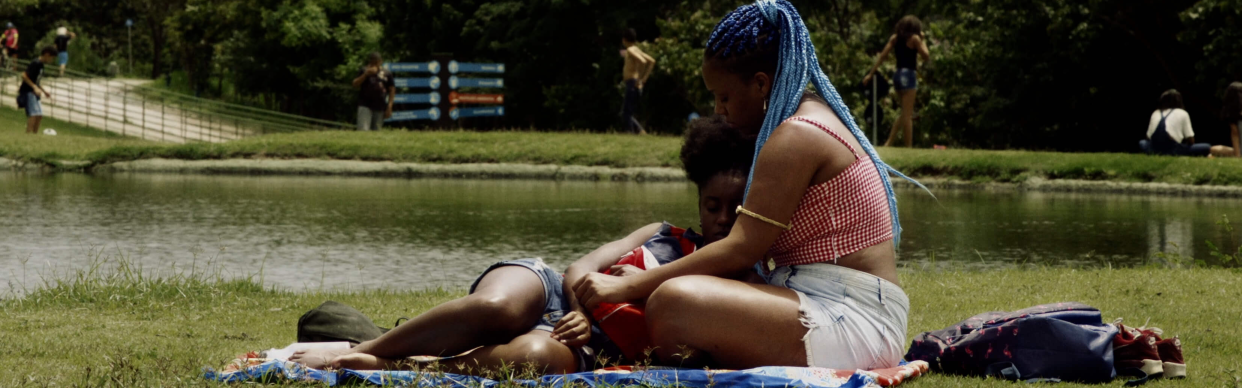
[1140,90,1214,156]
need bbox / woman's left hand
[572,272,639,309]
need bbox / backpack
[905,302,1118,383]
[1150,110,1181,155]
[297,301,399,345]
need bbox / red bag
[591,226,699,361]
[591,246,660,361]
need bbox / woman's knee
[646,277,713,341]
[464,292,540,333]
[506,335,577,374]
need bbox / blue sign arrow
[384,61,440,74]
[447,60,505,74]
[393,92,441,104]
[395,77,441,89]
[449,106,505,120]
[448,76,504,90]
[386,107,442,122]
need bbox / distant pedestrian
[620,28,655,134]
[1139,89,1229,157]
[2,22,18,71]
[352,52,395,131]
[1218,82,1242,158]
[54,26,75,76]
[17,46,56,134]
[863,15,931,148]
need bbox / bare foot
[288,349,352,369]
[333,352,402,370]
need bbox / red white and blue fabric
[767,117,893,268]
[592,223,702,361]
[206,358,930,388]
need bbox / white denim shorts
[767,262,909,370]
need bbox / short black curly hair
[680,115,757,188]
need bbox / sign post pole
[125,19,133,75]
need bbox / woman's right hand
[863,73,873,86]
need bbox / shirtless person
[619,28,655,134]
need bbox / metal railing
[0,60,352,143]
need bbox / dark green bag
[297,301,394,345]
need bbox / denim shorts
[23,92,42,117]
[58,52,68,66]
[469,258,604,371]
[768,262,909,370]
[894,68,917,91]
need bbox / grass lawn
[0,106,153,163]
[5,105,1242,185]
[1,256,1238,387]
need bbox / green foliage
[6,0,1242,145]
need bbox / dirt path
[1,74,255,143]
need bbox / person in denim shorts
[290,116,754,374]
[863,15,931,148]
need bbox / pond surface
[2,173,1238,293]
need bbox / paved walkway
[2,74,256,143]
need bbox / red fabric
[591,225,696,361]
[767,117,893,267]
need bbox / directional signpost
[385,61,443,123]
[385,57,505,126]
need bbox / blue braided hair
[704,0,928,244]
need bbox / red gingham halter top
[767,117,894,267]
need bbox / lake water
[2,173,1238,293]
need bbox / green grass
[87,130,686,168]
[5,105,1242,186]
[0,106,153,163]
[881,148,1242,186]
[2,253,1238,387]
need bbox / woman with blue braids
[573,0,911,370]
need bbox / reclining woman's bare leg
[291,266,568,370]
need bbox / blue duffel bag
[905,302,1118,383]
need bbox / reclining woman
[290,116,756,373]
[573,0,917,371]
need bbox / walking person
[620,28,656,134]
[2,22,18,71]
[863,16,931,147]
[17,47,56,134]
[352,52,395,131]
[54,26,75,76]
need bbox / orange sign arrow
[449,91,505,105]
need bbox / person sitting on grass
[1140,89,1234,157]
[572,0,915,371]
[1219,82,1242,158]
[289,115,756,374]
[17,46,56,134]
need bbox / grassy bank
[2,257,1238,387]
[5,106,1242,185]
[0,106,153,164]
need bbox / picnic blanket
[204,357,928,388]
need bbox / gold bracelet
[736,206,790,230]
